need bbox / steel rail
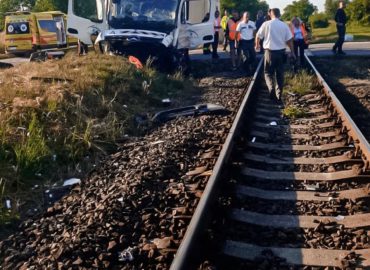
[171,54,370,269]
[305,54,370,170]
[169,58,264,270]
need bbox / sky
[266,0,325,12]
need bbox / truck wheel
[177,49,191,76]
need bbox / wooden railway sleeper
[364,159,370,171]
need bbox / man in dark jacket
[332,1,347,55]
[255,10,265,54]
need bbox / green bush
[309,13,329,28]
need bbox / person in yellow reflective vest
[221,10,229,51]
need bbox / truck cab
[67,0,218,70]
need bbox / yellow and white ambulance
[4,11,77,55]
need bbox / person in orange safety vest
[290,16,309,66]
[225,10,240,70]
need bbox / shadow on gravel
[311,56,370,141]
[195,72,305,270]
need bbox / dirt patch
[311,56,370,141]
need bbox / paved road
[1,42,369,67]
[0,56,29,66]
[190,42,370,61]
[306,41,370,57]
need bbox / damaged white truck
[67,0,219,71]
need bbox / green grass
[283,106,308,119]
[282,69,318,119]
[284,70,318,96]
[0,52,198,226]
[312,20,370,44]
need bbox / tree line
[220,0,270,19]
[281,0,370,28]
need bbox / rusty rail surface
[305,55,370,170]
[170,54,370,269]
[169,58,264,270]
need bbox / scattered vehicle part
[152,104,229,122]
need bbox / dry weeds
[0,51,197,225]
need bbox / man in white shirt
[236,12,256,75]
[255,8,296,102]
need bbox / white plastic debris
[63,178,81,186]
[5,200,11,209]
[162,98,171,103]
[117,197,124,202]
[287,92,297,97]
[344,34,353,42]
[150,140,165,146]
[49,194,53,198]
[251,137,256,143]
[304,183,320,191]
[269,121,277,126]
[45,190,50,193]
[142,81,150,92]
[123,105,128,108]
[118,247,135,262]
[349,144,355,148]
[328,197,334,202]
[52,155,57,161]
[335,215,345,221]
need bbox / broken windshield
[108,0,179,33]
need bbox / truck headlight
[162,34,173,47]
[7,25,14,33]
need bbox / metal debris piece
[152,104,229,122]
[118,247,135,262]
[5,200,11,209]
[63,178,81,186]
[304,183,320,191]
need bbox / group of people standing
[203,1,347,104]
[205,8,310,73]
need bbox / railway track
[170,56,370,270]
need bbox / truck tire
[177,49,191,76]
